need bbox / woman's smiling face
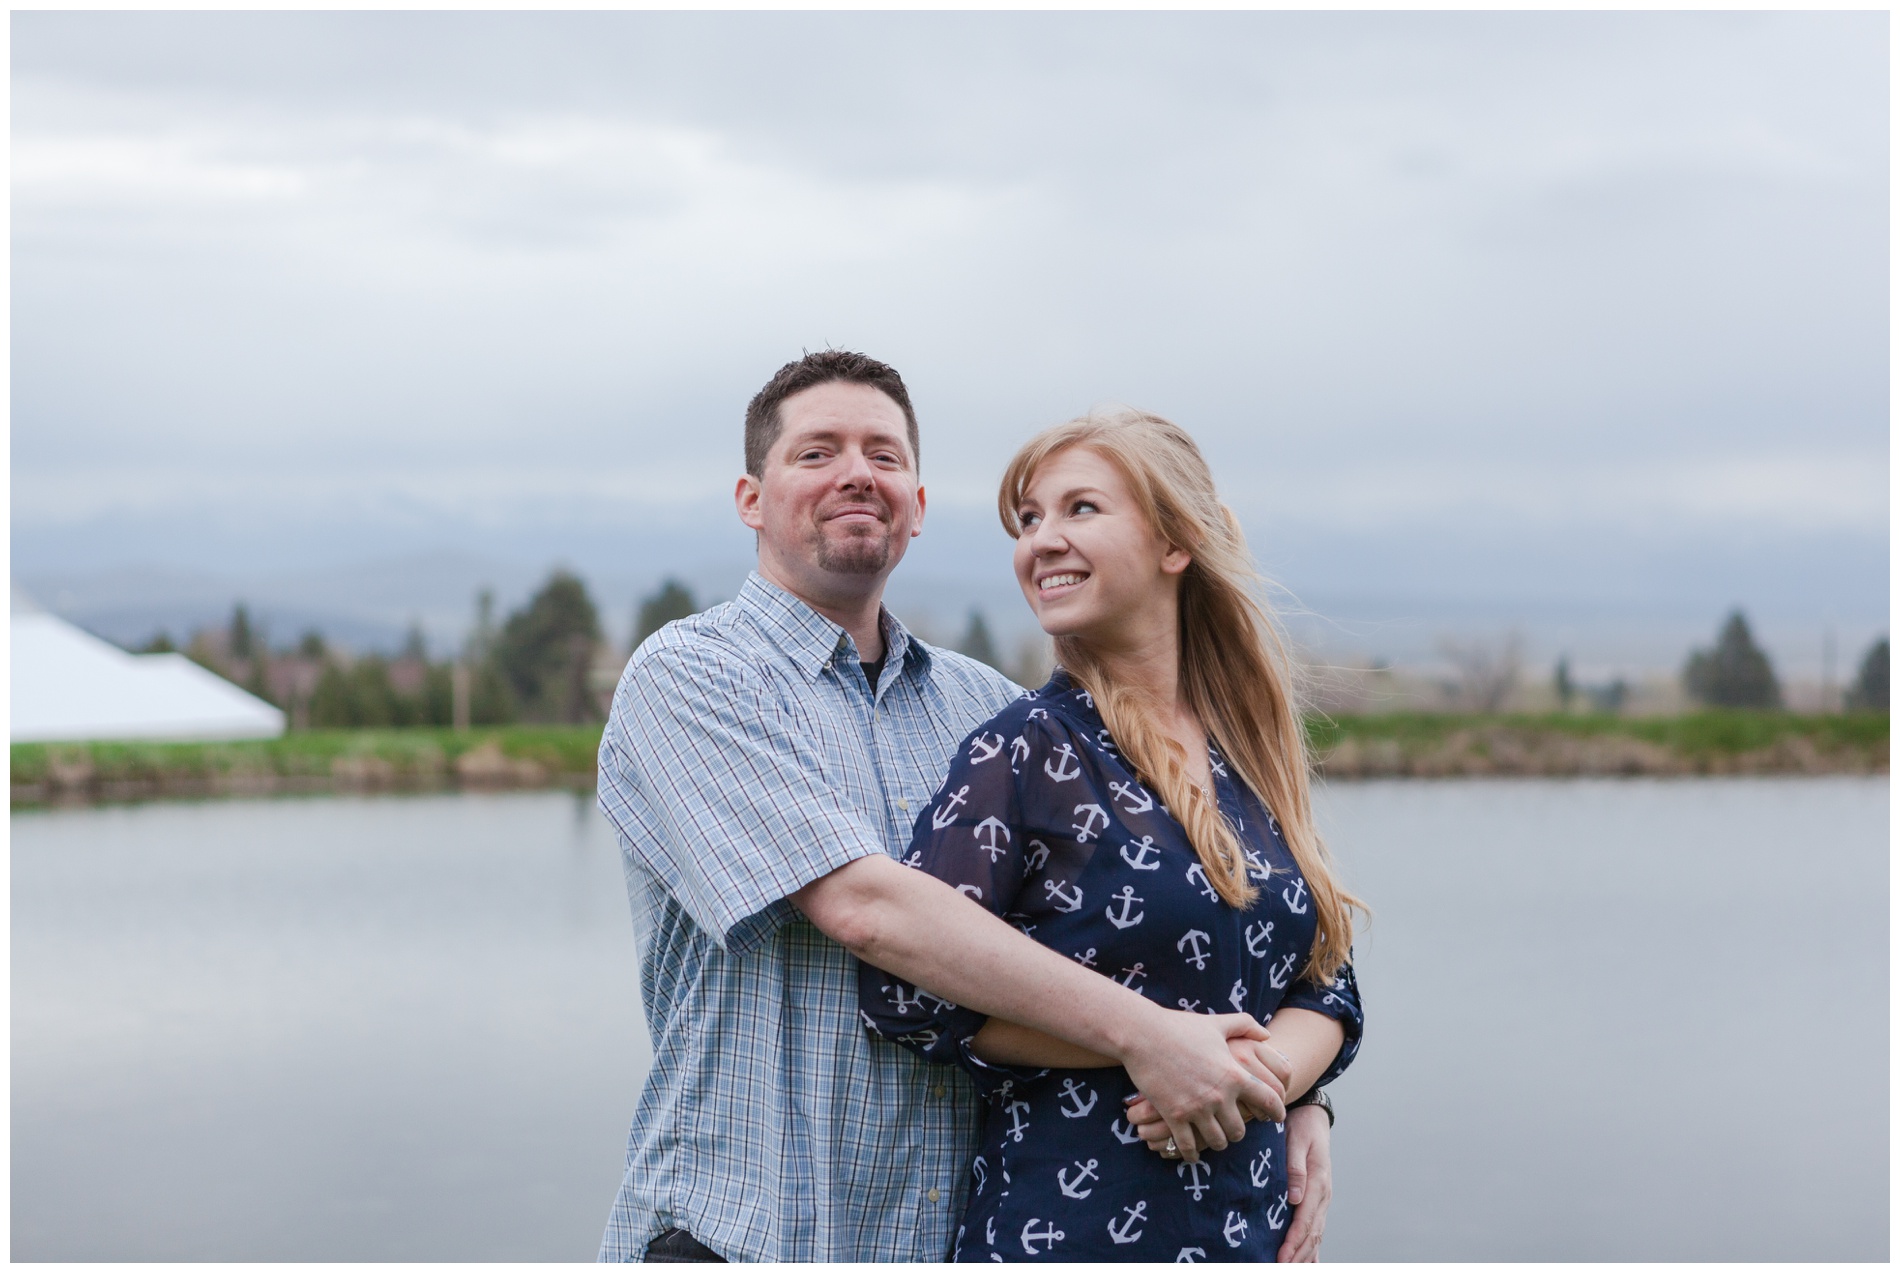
[1012,445,1191,647]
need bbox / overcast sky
[11,11,1889,667]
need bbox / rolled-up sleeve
[857,714,1030,1075]
[1278,957,1364,1089]
[598,639,888,954]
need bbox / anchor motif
[883,982,927,1016]
[1019,1219,1065,1255]
[1177,928,1213,970]
[1044,744,1082,782]
[968,732,1005,763]
[1268,951,1298,989]
[1249,1148,1272,1189]
[1072,947,1098,967]
[1106,1201,1146,1245]
[1105,885,1145,929]
[956,883,984,901]
[1177,998,1202,1012]
[1185,863,1219,902]
[1244,850,1272,882]
[973,1156,988,1195]
[1222,1211,1249,1248]
[1056,1158,1099,1199]
[986,1216,996,1247]
[1044,878,1084,913]
[931,785,970,829]
[1025,839,1052,872]
[1057,1078,1099,1118]
[1208,750,1228,777]
[1119,836,1161,870]
[1026,707,1049,720]
[901,850,923,869]
[1097,728,1119,756]
[1109,1117,1142,1145]
[1177,1158,1212,1200]
[1076,688,1095,708]
[1009,735,1031,773]
[1115,962,1147,990]
[1005,910,1037,936]
[1109,780,1154,814]
[1175,1249,1206,1263]
[1072,803,1110,842]
[1229,978,1247,1012]
[1244,919,1276,959]
[1281,878,1309,914]
[1266,1193,1289,1231]
[1004,1099,1031,1142]
[974,817,1012,862]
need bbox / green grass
[1305,710,1887,761]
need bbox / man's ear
[735,473,765,532]
[911,484,927,538]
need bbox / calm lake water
[12,779,1888,1261]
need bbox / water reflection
[11,779,1888,1260]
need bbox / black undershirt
[861,652,887,691]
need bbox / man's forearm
[794,852,1155,1060]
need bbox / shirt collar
[737,571,932,681]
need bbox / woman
[859,411,1365,1262]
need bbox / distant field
[12,711,1886,806]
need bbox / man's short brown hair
[743,350,920,477]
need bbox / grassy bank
[12,711,1887,807]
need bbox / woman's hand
[1278,1103,1333,1262]
[1124,1036,1291,1153]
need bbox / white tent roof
[11,597,285,743]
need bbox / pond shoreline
[11,713,1887,807]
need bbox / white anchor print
[1223,1211,1249,1248]
[931,785,970,829]
[968,732,1005,763]
[1115,962,1147,990]
[1056,1158,1099,1199]
[1044,744,1082,782]
[882,982,928,1016]
[1043,878,1084,913]
[1109,1117,1142,1145]
[956,883,984,901]
[1249,1148,1273,1189]
[1072,803,1110,842]
[1119,835,1161,870]
[1009,736,1031,772]
[1057,1078,1098,1118]
[1282,878,1310,914]
[1019,1219,1064,1255]
[1005,911,1037,936]
[1025,839,1052,872]
[1185,862,1219,902]
[1076,688,1095,708]
[1096,728,1119,756]
[1266,1192,1289,1231]
[1175,1248,1206,1262]
[1268,950,1298,989]
[1004,1099,1031,1142]
[901,849,922,868]
[973,1156,988,1195]
[1177,1158,1213,1200]
[1244,849,1273,882]
[1208,750,1228,777]
[1072,947,1098,967]
[1244,919,1276,958]
[1109,779,1154,814]
[1105,885,1145,929]
[1177,998,1202,1012]
[973,816,1011,862]
[1177,928,1213,970]
[1026,707,1049,720]
[1229,979,1247,1012]
[985,1216,996,1247]
[1106,1201,1146,1245]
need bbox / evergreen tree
[139,631,176,654]
[1553,656,1574,710]
[958,610,1002,671]
[228,603,256,662]
[401,622,428,661]
[494,570,604,723]
[1683,610,1781,709]
[1846,637,1888,712]
[635,579,699,649]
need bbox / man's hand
[1278,1102,1333,1262]
[1125,1037,1291,1154]
[1115,1011,1276,1162]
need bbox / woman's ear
[1161,546,1193,576]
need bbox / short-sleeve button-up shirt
[595,572,1022,1262]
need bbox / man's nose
[836,447,877,488]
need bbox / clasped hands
[1124,1034,1292,1160]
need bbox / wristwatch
[1287,1086,1334,1126]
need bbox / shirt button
[931,1084,946,1098]
[897,799,910,811]
[927,1188,941,1203]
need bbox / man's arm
[795,852,1278,1161]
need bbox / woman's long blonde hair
[999,410,1362,984]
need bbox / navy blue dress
[859,671,1363,1263]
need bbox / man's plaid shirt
[596,572,1022,1262]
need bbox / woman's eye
[1073,500,1098,515]
[1019,510,1041,527]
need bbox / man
[597,350,1337,1262]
